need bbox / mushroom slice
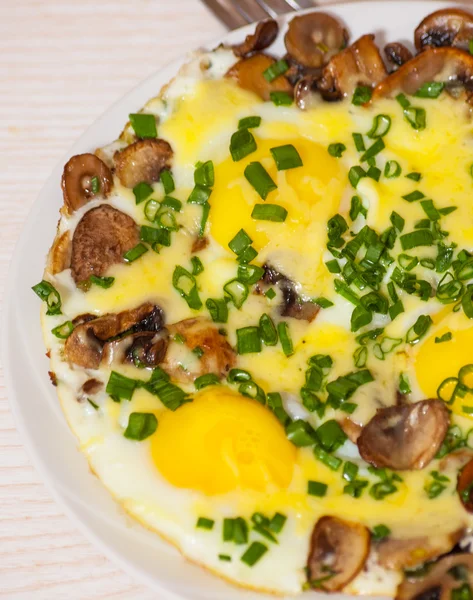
[70,205,139,285]
[439,449,473,473]
[377,529,464,570]
[457,458,473,513]
[259,265,320,322]
[61,153,113,214]
[307,516,370,592]
[373,47,473,98]
[285,12,349,69]
[357,399,449,471]
[64,302,163,369]
[415,8,473,52]
[47,231,71,275]
[102,330,169,368]
[294,75,319,110]
[384,43,414,69]
[396,553,473,600]
[318,34,387,100]
[161,317,236,383]
[226,53,293,101]
[114,139,173,189]
[340,417,362,444]
[232,19,278,57]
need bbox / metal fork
[201,0,316,29]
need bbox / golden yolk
[151,389,296,495]
[210,137,343,252]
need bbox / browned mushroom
[396,553,473,600]
[457,458,473,513]
[373,47,473,98]
[70,205,139,285]
[64,303,164,369]
[114,138,173,189]
[357,399,449,471]
[47,231,71,275]
[81,378,103,395]
[377,529,464,570]
[61,154,113,214]
[285,13,349,69]
[191,236,209,254]
[258,265,320,322]
[340,417,362,443]
[319,34,387,100]
[160,317,236,383]
[294,75,320,110]
[384,43,414,69]
[232,19,278,57]
[226,53,293,101]
[307,516,370,592]
[102,330,169,368]
[415,8,473,52]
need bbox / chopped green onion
[140,226,171,247]
[32,280,62,315]
[241,542,268,566]
[277,321,294,356]
[325,259,341,274]
[344,479,369,498]
[160,170,175,194]
[239,380,266,404]
[244,161,277,199]
[88,275,115,289]
[156,207,178,231]
[367,114,391,138]
[251,203,287,222]
[229,228,252,255]
[389,300,404,320]
[194,160,214,187]
[238,115,261,129]
[161,195,182,211]
[313,446,342,471]
[269,91,293,106]
[348,166,366,189]
[328,143,346,158]
[172,265,202,309]
[396,93,410,109]
[352,133,366,152]
[236,326,261,354]
[263,59,289,82]
[435,332,452,345]
[144,198,160,222]
[252,524,278,543]
[133,181,153,204]
[352,86,372,106]
[399,372,411,394]
[421,199,440,221]
[404,106,426,130]
[265,287,276,300]
[224,278,249,309]
[233,518,248,544]
[230,129,257,162]
[259,313,278,346]
[308,480,328,497]
[436,272,464,304]
[270,144,302,171]
[129,113,157,138]
[87,398,99,410]
[106,371,138,401]
[400,229,434,250]
[372,524,391,541]
[360,291,389,314]
[463,287,473,318]
[353,346,367,368]
[227,368,252,384]
[343,461,359,482]
[191,256,204,276]
[123,243,148,262]
[349,195,367,221]
[237,263,264,285]
[237,245,258,264]
[420,258,435,269]
[351,305,372,332]
[390,211,405,232]
[194,373,220,390]
[124,412,157,440]
[406,172,422,182]
[286,420,317,447]
[223,518,234,541]
[267,392,290,426]
[268,513,286,534]
[414,82,444,99]
[144,368,189,411]
[316,419,347,452]
[51,320,74,339]
[206,298,228,323]
[456,257,473,281]
[187,183,212,205]
[361,138,385,162]
[384,160,402,178]
[402,190,425,202]
[367,165,381,181]
[90,175,100,194]
[334,280,360,305]
[398,253,418,271]
[196,517,214,530]
[219,554,231,561]
[406,314,433,345]
[313,297,334,309]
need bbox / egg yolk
[151,389,296,495]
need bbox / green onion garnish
[367,114,391,138]
[239,380,266,404]
[229,228,252,255]
[187,183,212,205]
[268,513,287,534]
[404,106,426,130]
[436,273,464,304]
[144,198,160,222]
[438,206,457,216]
[263,59,289,82]
[233,518,248,544]
[414,82,444,99]
[396,93,410,109]
[367,165,381,181]
[90,175,100,194]
[406,314,432,345]
[230,129,257,162]
[259,313,278,346]
[277,321,294,356]
[351,305,372,332]
[241,542,268,566]
[236,326,262,354]
[326,259,341,273]
[353,346,367,368]
[343,461,359,482]
[399,372,411,394]
[352,86,372,106]
[361,138,385,162]
[313,297,334,308]
[32,280,62,315]
[160,170,175,194]
[421,199,440,221]
[308,480,328,497]
[328,143,346,158]
[244,162,277,199]
[316,419,347,452]
[456,257,473,281]
[400,229,434,251]
[313,446,342,471]
[124,412,157,440]
[123,243,149,262]
[194,374,220,390]
[51,320,74,339]
[285,420,317,447]
[348,166,366,188]
[402,190,425,202]
[224,278,249,309]
[196,517,214,530]
[238,115,261,129]
[140,226,170,247]
[463,288,473,318]
[435,332,452,344]
[206,298,228,323]
[161,196,182,211]
[191,256,204,276]
[398,253,418,271]
[349,195,367,221]
[228,369,252,384]
[129,113,157,138]
[172,265,202,309]
[270,144,302,171]
[269,91,293,106]
[106,371,138,402]
[133,181,153,204]
[237,263,265,285]
[267,392,290,426]
[389,300,404,320]
[406,171,422,182]
[372,524,391,541]
[384,160,402,178]
[219,554,231,561]
[352,133,366,152]
[237,245,258,264]
[89,275,115,289]
[251,203,287,222]
[194,160,214,187]
[144,368,189,411]
[390,211,405,232]
[334,280,360,305]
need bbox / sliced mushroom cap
[47,231,71,275]
[377,529,464,570]
[285,12,349,69]
[226,53,293,101]
[357,399,449,471]
[102,330,169,368]
[384,42,414,68]
[457,458,473,513]
[396,553,473,600]
[61,154,113,214]
[64,302,163,369]
[232,19,278,57]
[373,47,473,98]
[307,516,370,592]
[70,205,139,285]
[114,138,173,189]
[161,317,236,383]
[340,417,362,443]
[439,449,473,473]
[415,8,473,52]
[319,34,387,100]
[294,75,320,110]
[259,265,320,322]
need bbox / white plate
[2,1,462,598]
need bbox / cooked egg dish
[35,8,473,598]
